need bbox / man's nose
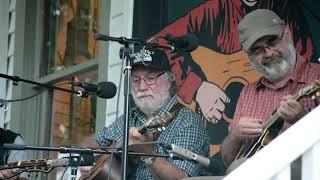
[264,46,274,57]
[138,79,149,90]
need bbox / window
[43,0,101,75]
[51,71,97,148]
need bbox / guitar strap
[153,103,184,141]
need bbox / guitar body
[236,119,284,159]
[86,154,122,180]
[236,129,279,159]
[80,140,124,180]
[79,107,180,179]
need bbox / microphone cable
[0,81,72,111]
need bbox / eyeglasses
[248,27,285,56]
[131,71,166,87]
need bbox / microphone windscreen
[182,33,199,52]
[97,81,117,99]
[166,33,199,52]
[2,143,25,150]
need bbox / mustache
[135,91,153,98]
[262,56,282,66]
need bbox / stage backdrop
[132,0,320,156]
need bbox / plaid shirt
[95,96,209,179]
[229,54,320,131]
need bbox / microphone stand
[96,34,139,180]
[0,73,88,97]
[0,143,173,169]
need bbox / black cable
[59,165,69,180]
[0,82,70,105]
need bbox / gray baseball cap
[238,9,285,52]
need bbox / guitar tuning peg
[162,127,166,131]
[316,91,320,96]
[157,127,162,131]
[311,95,316,100]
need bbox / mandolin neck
[262,91,301,130]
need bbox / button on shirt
[229,54,320,131]
[95,95,209,179]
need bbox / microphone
[160,143,225,173]
[46,154,95,167]
[69,81,117,99]
[164,33,199,52]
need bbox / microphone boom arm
[0,73,86,97]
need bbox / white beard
[132,87,171,116]
[250,42,296,82]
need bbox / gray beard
[133,89,171,117]
[250,42,296,82]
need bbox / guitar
[81,105,182,180]
[0,159,57,179]
[235,81,320,159]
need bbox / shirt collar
[255,54,308,90]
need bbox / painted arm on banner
[153,1,239,122]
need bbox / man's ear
[167,71,176,81]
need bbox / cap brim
[132,62,163,70]
[242,25,284,52]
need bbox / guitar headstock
[296,81,320,100]
[143,112,174,133]
[6,159,53,173]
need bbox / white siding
[0,0,15,128]
[105,0,134,126]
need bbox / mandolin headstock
[142,112,174,133]
[5,159,53,173]
[296,81,320,100]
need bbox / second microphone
[69,81,117,99]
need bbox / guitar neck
[138,126,148,134]
[262,112,281,130]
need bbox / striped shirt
[229,54,320,131]
[95,96,209,179]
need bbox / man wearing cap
[220,9,320,170]
[80,49,209,179]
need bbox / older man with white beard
[220,9,320,173]
[80,48,209,179]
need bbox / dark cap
[132,48,171,71]
[238,9,285,52]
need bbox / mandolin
[235,81,320,159]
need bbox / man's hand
[79,165,94,178]
[231,117,263,141]
[277,95,307,124]
[196,81,230,123]
[0,169,20,179]
[128,127,154,156]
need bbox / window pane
[44,0,101,75]
[51,70,97,148]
